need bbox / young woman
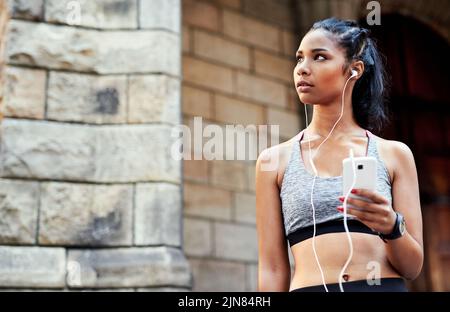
[256,18,423,292]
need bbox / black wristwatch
[379,212,406,242]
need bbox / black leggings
[290,278,408,292]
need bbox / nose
[296,61,311,76]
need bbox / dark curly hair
[309,17,391,133]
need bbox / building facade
[0,0,448,291]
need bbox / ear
[350,60,365,79]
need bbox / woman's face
[294,29,351,105]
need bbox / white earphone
[303,66,359,292]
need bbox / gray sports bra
[280,129,393,247]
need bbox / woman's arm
[255,147,291,291]
[384,141,424,280]
[340,141,424,280]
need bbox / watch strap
[379,211,403,241]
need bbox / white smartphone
[342,156,377,208]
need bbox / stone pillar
[0,0,8,116]
[0,0,191,291]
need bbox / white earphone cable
[304,105,329,292]
[339,147,356,292]
[304,71,355,292]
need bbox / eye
[315,54,326,61]
[296,54,326,63]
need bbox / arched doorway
[360,14,450,291]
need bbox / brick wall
[182,0,450,293]
[0,0,191,291]
[182,0,304,292]
[295,0,450,42]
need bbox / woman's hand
[337,188,396,235]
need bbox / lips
[297,80,314,87]
[296,80,314,93]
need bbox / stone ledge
[67,246,192,288]
[0,246,66,288]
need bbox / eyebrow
[296,48,329,55]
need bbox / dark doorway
[360,14,450,291]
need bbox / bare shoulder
[256,136,299,188]
[372,134,416,183]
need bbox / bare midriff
[289,231,402,291]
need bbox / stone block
[47,71,127,123]
[0,246,65,288]
[0,179,39,244]
[7,20,180,76]
[39,182,133,246]
[3,66,46,119]
[45,0,138,29]
[128,75,180,125]
[134,183,182,246]
[67,247,191,288]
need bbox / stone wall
[182,0,305,292]
[0,0,191,291]
[0,0,7,115]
